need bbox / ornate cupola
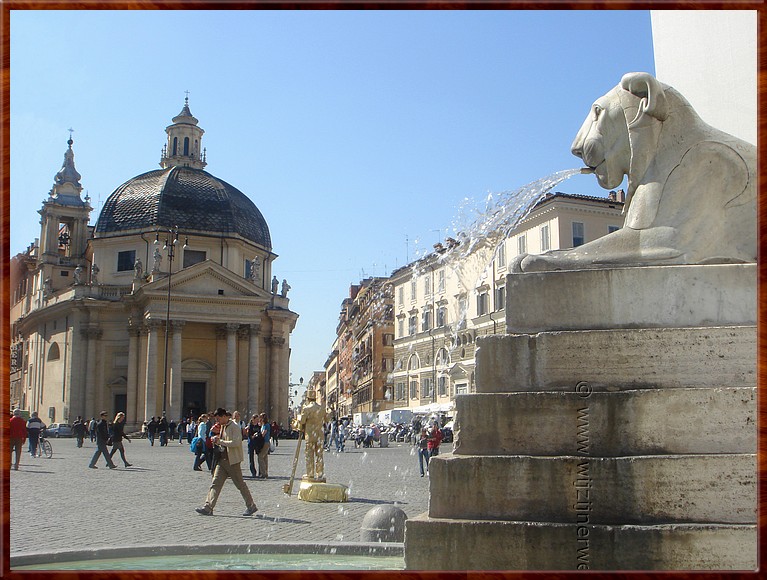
[160,95,207,170]
[38,134,91,265]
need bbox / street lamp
[155,225,188,417]
[288,376,304,415]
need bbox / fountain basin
[11,542,404,571]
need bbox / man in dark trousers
[88,411,117,469]
[147,417,158,446]
[158,415,169,446]
[72,416,86,447]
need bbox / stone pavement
[10,436,432,556]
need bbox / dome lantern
[160,94,207,170]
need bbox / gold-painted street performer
[298,389,328,482]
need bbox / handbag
[252,432,265,453]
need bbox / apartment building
[389,191,625,415]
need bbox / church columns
[143,320,162,420]
[248,324,260,415]
[225,323,239,411]
[82,326,102,418]
[266,336,286,423]
[126,323,140,425]
[170,320,185,420]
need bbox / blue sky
[10,10,656,385]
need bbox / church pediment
[141,260,270,299]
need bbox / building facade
[389,191,625,416]
[10,100,298,429]
[324,278,394,419]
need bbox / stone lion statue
[512,72,756,272]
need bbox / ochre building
[10,100,298,430]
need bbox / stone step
[404,516,757,570]
[475,326,756,392]
[427,453,755,525]
[452,387,756,456]
[505,264,756,334]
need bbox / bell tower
[160,94,207,170]
[38,134,92,269]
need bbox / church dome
[94,166,272,249]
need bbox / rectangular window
[396,382,406,401]
[421,309,431,332]
[421,377,433,398]
[383,333,394,346]
[436,306,447,327]
[494,286,506,311]
[183,249,206,268]
[540,224,550,252]
[437,270,445,293]
[410,380,418,399]
[458,296,468,318]
[572,222,585,247]
[398,286,404,305]
[476,291,489,316]
[517,235,527,255]
[408,315,417,336]
[438,376,447,396]
[117,250,136,272]
[424,276,431,296]
[398,318,405,338]
[410,279,417,301]
[496,243,506,268]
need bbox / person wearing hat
[88,411,117,469]
[298,390,329,482]
[196,408,258,517]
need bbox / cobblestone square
[10,436,431,560]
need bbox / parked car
[45,423,73,438]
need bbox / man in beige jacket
[196,407,258,517]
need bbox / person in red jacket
[427,421,443,458]
[10,409,27,471]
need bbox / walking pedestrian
[195,408,258,517]
[26,412,46,457]
[270,421,280,447]
[147,417,158,446]
[178,418,187,444]
[159,415,168,446]
[10,409,26,471]
[246,414,263,478]
[186,418,196,444]
[169,418,177,442]
[337,420,346,452]
[428,421,443,458]
[88,411,117,469]
[256,412,271,478]
[72,416,86,447]
[108,412,133,467]
[88,417,97,442]
[418,427,430,476]
[192,413,209,471]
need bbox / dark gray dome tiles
[94,166,271,249]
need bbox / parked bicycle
[36,434,53,459]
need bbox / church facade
[10,100,298,430]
